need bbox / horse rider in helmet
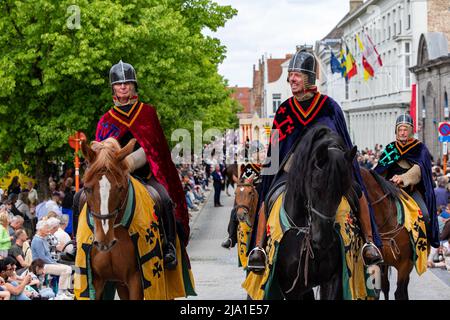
[374,114,440,249]
[247,48,383,272]
[93,60,190,269]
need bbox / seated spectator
[8,229,30,274]
[0,256,32,300]
[31,220,73,299]
[54,215,74,256]
[22,259,55,300]
[0,212,12,258]
[36,193,62,220]
[8,215,24,241]
[0,277,11,300]
[45,217,61,262]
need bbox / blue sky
[206,0,350,87]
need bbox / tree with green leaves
[0,0,239,198]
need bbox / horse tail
[368,169,400,200]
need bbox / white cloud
[206,0,350,87]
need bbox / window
[422,96,426,119]
[406,0,411,30]
[445,91,449,118]
[345,79,349,100]
[383,16,386,41]
[272,93,281,113]
[399,19,402,34]
[394,22,397,36]
[405,42,411,88]
[388,13,391,39]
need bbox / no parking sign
[438,122,450,143]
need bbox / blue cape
[252,93,381,249]
[375,140,439,248]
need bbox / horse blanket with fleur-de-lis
[74,176,195,300]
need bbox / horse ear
[81,140,96,163]
[316,143,328,167]
[116,138,136,162]
[345,146,358,163]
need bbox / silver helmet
[288,49,316,85]
[109,60,137,86]
[395,114,414,133]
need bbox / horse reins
[284,200,336,293]
[234,182,257,223]
[369,187,404,260]
[89,182,129,228]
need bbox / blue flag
[330,50,343,75]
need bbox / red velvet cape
[95,101,190,242]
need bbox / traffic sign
[438,122,450,136]
[439,136,450,142]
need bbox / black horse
[275,125,357,300]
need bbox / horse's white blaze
[99,175,111,235]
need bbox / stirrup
[361,242,384,267]
[247,247,267,271]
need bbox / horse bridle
[284,146,344,293]
[234,182,257,215]
[89,182,129,225]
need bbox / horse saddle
[144,184,163,217]
[264,172,288,219]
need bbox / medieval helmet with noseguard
[395,114,414,133]
[109,60,138,86]
[288,49,317,85]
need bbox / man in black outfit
[211,164,224,207]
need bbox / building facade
[316,0,449,151]
[410,32,450,161]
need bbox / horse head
[81,137,136,252]
[286,125,357,247]
[234,178,259,227]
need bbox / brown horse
[81,137,144,299]
[233,179,259,268]
[234,179,259,228]
[360,167,421,300]
[223,163,239,196]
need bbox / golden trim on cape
[109,102,144,128]
[113,100,139,117]
[395,139,420,155]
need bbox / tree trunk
[35,150,50,201]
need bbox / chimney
[349,0,363,13]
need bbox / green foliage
[0,0,238,177]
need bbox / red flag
[410,84,417,133]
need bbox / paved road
[183,188,247,300]
[184,186,450,300]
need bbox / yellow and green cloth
[74,176,195,300]
[242,194,376,300]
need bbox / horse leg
[380,265,390,300]
[320,271,342,300]
[93,277,106,300]
[394,262,412,300]
[127,272,144,300]
[116,282,129,300]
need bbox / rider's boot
[247,205,268,273]
[357,193,383,266]
[222,208,238,249]
[161,200,178,270]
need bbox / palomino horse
[275,126,357,299]
[80,137,144,299]
[360,167,419,300]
